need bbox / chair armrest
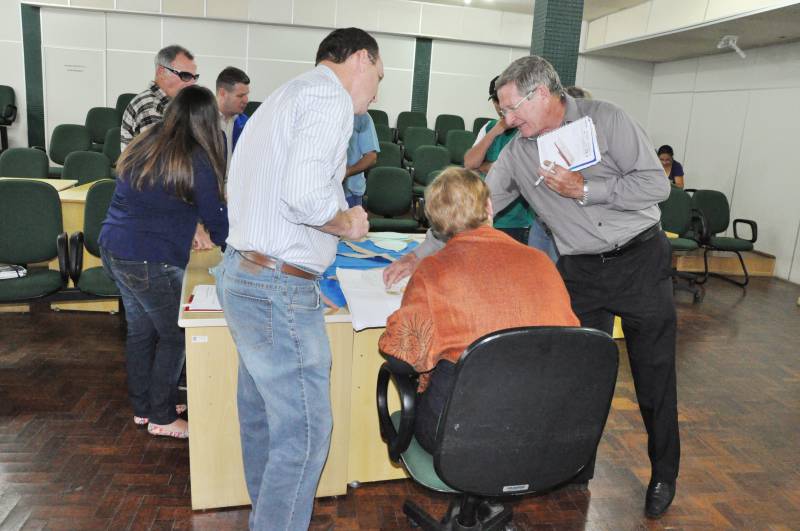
[68,232,84,285]
[56,232,69,283]
[376,360,419,462]
[733,219,757,243]
[392,128,399,144]
[684,188,697,195]
[690,208,709,244]
[1,104,17,124]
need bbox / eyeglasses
[160,63,199,82]
[498,89,534,118]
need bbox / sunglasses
[160,63,199,82]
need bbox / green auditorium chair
[68,179,120,300]
[446,129,477,165]
[402,126,436,164]
[115,93,136,118]
[434,114,465,145]
[48,124,91,178]
[368,109,389,127]
[473,116,493,135]
[0,179,68,303]
[61,151,112,185]
[690,189,757,288]
[0,148,49,178]
[243,100,261,117]
[396,111,427,142]
[102,127,121,170]
[411,145,450,196]
[85,107,121,152]
[375,123,394,143]
[0,85,17,152]
[659,185,704,302]
[374,141,402,169]
[364,167,419,233]
[377,326,618,530]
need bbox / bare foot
[148,418,189,439]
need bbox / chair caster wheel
[408,518,419,528]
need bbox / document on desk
[336,267,408,331]
[537,116,601,172]
[185,284,223,312]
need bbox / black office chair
[0,85,17,152]
[377,326,619,530]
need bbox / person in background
[215,66,250,169]
[215,27,381,530]
[344,113,380,207]
[379,167,578,452]
[657,145,684,188]
[464,76,558,259]
[565,85,592,99]
[99,85,228,440]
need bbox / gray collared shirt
[416,95,669,257]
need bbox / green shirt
[481,120,533,229]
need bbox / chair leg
[696,248,711,285]
[403,500,445,530]
[708,251,750,288]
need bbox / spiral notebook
[537,116,601,172]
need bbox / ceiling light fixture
[717,35,746,59]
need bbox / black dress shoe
[645,481,675,519]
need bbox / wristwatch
[577,183,589,206]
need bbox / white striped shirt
[225,65,353,273]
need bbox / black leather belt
[591,224,661,262]
[238,251,319,280]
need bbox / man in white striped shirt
[215,28,382,531]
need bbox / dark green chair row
[364,166,419,233]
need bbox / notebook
[537,116,601,172]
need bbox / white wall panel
[790,224,800,284]
[427,72,487,133]
[116,0,160,13]
[106,50,155,107]
[585,17,607,49]
[106,13,160,52]
[581,56,652,91]
[371,70,413,128]
[194,56,247,93]
[0,41,28,149]
[248,0,292,24]
[0,0,22,42]
[431,41,511,76]
[586,88,651,128]
[377,0,420,35]
[71,0,113,8]
[605,2,651,43]
[420,4,463,39]
[207,0,248,20]
[162,18,247,58]
[293,0,336,27]
[248,24,328,62]
[499,12,533,48]
[42,8,105,50]
[749,41,800,90]
[336,0,380,32]
[646,92,693,158]
[245,59,312,102]
[695,50,759,92]
[463,8,504,45]
[705,0,783,20]
[651,58,697,93]
[647,0,707,34]
[731,88,800,279]
[374,35,415,70]
[44,48,105,146]
[683,91,749,197]
[510,47,530,62]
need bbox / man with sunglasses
[120,44,198,150]
[385,55,678,520]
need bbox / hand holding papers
[537,116,601,172]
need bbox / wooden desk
[179,250,406,510]
[0,176,77,191]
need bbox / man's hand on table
[383,251,419,288]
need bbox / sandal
[147,420,189,439]
[133,404,187,426]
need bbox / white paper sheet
[537,116,601,172]
[336,267,408,331]
[186,284,223,312]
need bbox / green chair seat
[0,268,63,302]
[708,235,753,252]
[368,218,419,232]
[0,148,49,178]
[390,411,457,493]
[412,184,427,195]
[668,237,698,252]
[76,267,119,296]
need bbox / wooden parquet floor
[1,277,799,530]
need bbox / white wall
[0,0,29,149]
[646,40,800,281]
[575,54,654,128]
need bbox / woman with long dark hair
[99,85,228,439]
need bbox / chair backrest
[445,129,477,165]
[243,100,261,117]
[0,85,17,126]
[115,93,136,118]
[402,127,436,161]
[368,109,389,127]
[83,179,116,257]
[49,124,91,165]
[396,111,427,141]
[434,326,618,496]
[412,145,451,184]
[375,124,394,143]
[365,167,412,217]
[102,127,121,167]
[85,107,121,144]
[62,151,112,185]
[0,148,49,178]
[691,189,730,235]
[0,179,63,264]
[434,114,465,145]
[659,185,693,236]
[473,117,493,135]
[375,141,402,169]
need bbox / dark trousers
[558,232,680,484]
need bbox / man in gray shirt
[384,56,678,519]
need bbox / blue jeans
[100,247,185,425]
[214,247,332,531]
[528,217,559,263]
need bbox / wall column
[530,0,584,86]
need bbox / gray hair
[155,44,194,68]
[496,55,564,98]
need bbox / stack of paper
[537,116,601,171]
[185,284,223,312]
[336,267,408,331]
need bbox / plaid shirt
[120,82,170,150]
